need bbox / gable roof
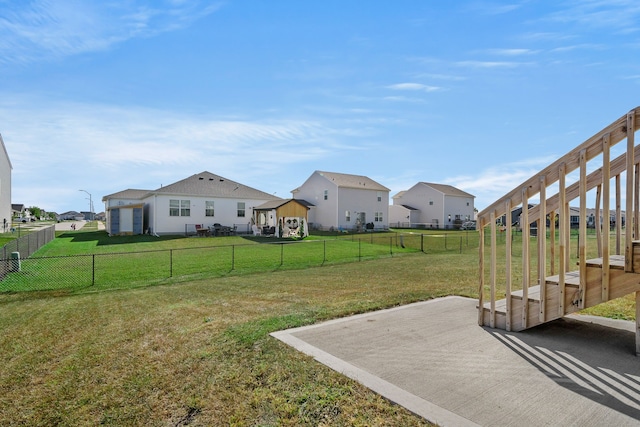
[149,171,280,200]
[254,198,313,211]
[312,170,390,192]
[102,189,151,202]
[417,182,474,198]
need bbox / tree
[28,206,42,219]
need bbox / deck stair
[477,107,640,354]
[482,253,640,332]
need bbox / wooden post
[558,164,566,317]
[505,199,512,331]
[626,111,635,272]
[635,163,640,241]
[549,211,556,276]
[637,291,640,356]
[522,188,530,328]
[478,220,485,326]
[539,175,547,323]
[602,135,610,302]
[616,175,621,255]
[595,185,602,257]
[490,212,497,328]
[579,149,587,309]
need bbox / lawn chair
[252,225,262,236]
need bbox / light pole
[79,189,93,220]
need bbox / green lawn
[0,227,633,425]
[0,229,476,293]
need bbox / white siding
[0,143,11,232]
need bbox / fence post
[170,249,173,278]
[280,243,284,266]
[231,245,235,270]
[389,236,392,255]
[445,233,448,250]
[323,240,326,265]
[358,239,361,261]
[92,254,95,286]
[421,234,424,252]
[459,236,462,254]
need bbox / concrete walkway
[271,296,640,426]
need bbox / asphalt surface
[271,296,640,426]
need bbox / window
[237,202,245,218]
[181,200,190,216]
[345,210,351,222]
[170,199,190,216]
[205,201,215,217]
[377,191,382,202]
[375,212,383,222]
[170,199,179,216]
[323,190,328,200]
[429,201,434,206]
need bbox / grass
[0,252,475,426]
[0,227,634,425]
[0,229,476,293]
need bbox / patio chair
[252,225,262,236]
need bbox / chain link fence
[0,225,56,281]
[0,231,479,293]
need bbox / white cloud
[0,98,369,212]
[386,83,442,92]
[0,1,223,65]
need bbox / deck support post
[626,111,635,272]
[636,291,640,356]
[602,134,610,302]
[505,199,512,331]
[558,164,566,317]
[579,149,587,309]
[538,175,547,323]
[521,187,530,329]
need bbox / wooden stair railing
[477,107,640,355]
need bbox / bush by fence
[0,230,480,293]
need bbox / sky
[0,0,639,215]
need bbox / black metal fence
[0,230,480,293]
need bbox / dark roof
[150,171,280,200]
[254,199,313,211]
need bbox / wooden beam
[490,212,496,329]
[478,108,639,224]
[558,163,566,317]
[478,224,485,326]
[505,199,512,332]
[522,187,530,329]
[579,149,587,309]
[616,174,621,256]
[637,291,640,356]
[628,111,637,272]
[539,175,547,323]
[595,185,602,257]
[602,135,610,302]
[635,163,640,240]
[527,144,640,223]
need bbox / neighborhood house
[390,182,475,229]
[291,170,390,232]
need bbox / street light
[79,189,93,220]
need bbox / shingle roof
[254,198,313,210]
[315,171,390,191]
[102,189,151,201]
[419,182,474,198]
[150,171,280,200]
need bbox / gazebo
[252,199,312,237]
